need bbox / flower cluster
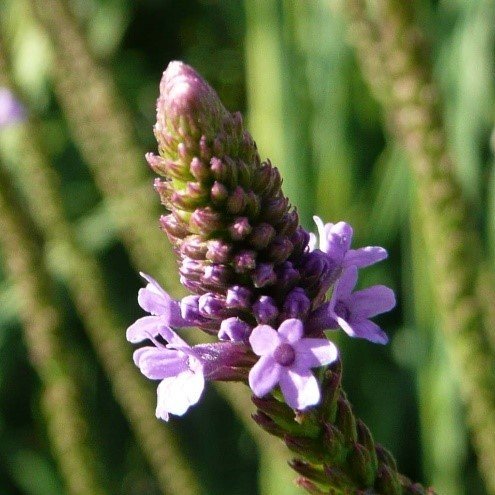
[127,62,395,421]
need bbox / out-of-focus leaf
[2,444,64,495]
[368,145,410,243]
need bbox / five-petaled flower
[248,319,338,409]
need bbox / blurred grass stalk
[0,41,201,495]
[0,164,107,495]
[338,0,495,492]
[23,0,297,491]
[409,204,465,495]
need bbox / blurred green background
[0,0,494,494]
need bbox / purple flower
[248,319,338,409]
[126,273,187,343]
[326,266,395,344]
[309,216,387,270]
[133,329,205,421]
[0,88,25,128]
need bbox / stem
[253,360,436,495]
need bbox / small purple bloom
[326,266,396,344]
[126,273,187,343]
[133,329,204,421]
[248,319,338,410]
[0,88,25,128]
[309,216,387,270]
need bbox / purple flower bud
[227,186,246,214]
[180,236,208,260]
[210,181,229,203]
[233,250,257,274]
[277,209,299,237]
[248,223,276,250]
[261,196,289,224]
[160,214,189,239]
[275,261,300,292]
[190,157,211,182]
[252,263,277,288]
[190,207,223,234]
[206,239,232,263]
[229,217,251,241]
[210,157,228,182]
[198,293,226,318]
[226,285,252,309]
[155,61,228,142]
[290,227,310,259]
[180,258,203,282]
[282,288,311,319]
[202,264,232,291]
[198,135,211,161]
[145,153,169,177]
[181,294,203,321]
[244,190,261,217]
[171,182,208,211]
[267,236,293,263]
[218,317,252,342]
[253,295,279,324]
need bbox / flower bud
[226,285,252,309]
[252,263,277,288]
[253,295,278,324]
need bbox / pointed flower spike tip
[155,61,230,151]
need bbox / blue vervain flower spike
[127,61,436,494]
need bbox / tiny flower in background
[248,319,338,409]
[0,88,25,128]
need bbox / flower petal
[279,368,320,409]
[249,325,280,356]
[327,221,353,254]
[350,285,396,319]
[278,319,304,343]
[248,355,282,397]
[156,369,205,419]
[333,266,358,299]
[293,338,338,369]
[344,246,387,268]
[138,273,186,326]
[133,346,188,379]
[338,317,388,344]
[126,315,167,343]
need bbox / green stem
[254,360,437,495]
